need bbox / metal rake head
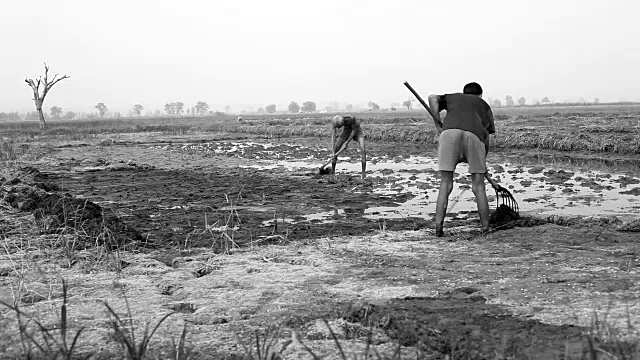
[495,185,519,216]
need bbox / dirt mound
[33,193,142,246]
[343,295,590,358]
[489,208,637,234]
[617,218,640,232]
[1,168,142,247]
[544,214,623,227]
[490,204,520,226]
[2,182,50,211]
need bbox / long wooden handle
[321,139,351,169]
[403,81,439,121]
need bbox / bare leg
[331,137,347,174]
[357,136,366,178]
[435,171,454,237]
[471,173,490,232]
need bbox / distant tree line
[8,62,631,127]
[286,101,316,113]
[489,95,602,107]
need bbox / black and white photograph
[1,0,639,358]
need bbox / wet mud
[36,166,429,249]
[1,168,141,246]
[344,294,597,359]
[10,137,640,249]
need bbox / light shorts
[438,129,486,173]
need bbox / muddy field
[1,117,640,359]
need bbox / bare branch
[24,78,41,100]
[44,63,49,84]
[43,74,70,97]
[47,75,70,88]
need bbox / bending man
[329,115,366,179]
[428,82,495,237]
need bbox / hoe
[318,139,352,175]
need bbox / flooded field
[171,140,640,224]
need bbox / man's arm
[486,106,496,134]
[342,128,357,148]
[348,127,357,140]
[333,127,356,157]
[484,171,501,190]
[484,106,495,155]
[427,95,444,133]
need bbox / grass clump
[101,297,175,360]
[0,279,91,359]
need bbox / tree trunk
[36,100,47,130]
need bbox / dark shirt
[438,93,495,146]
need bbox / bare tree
[25,63,70,129]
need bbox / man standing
[427,82,495,237]
[327,115,367,179]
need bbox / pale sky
[1,0,639,113]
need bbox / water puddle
[164,141,640,224]
[161,141,319,160]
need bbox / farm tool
[402,81,520,218]
[318,137,352,175]
[484,173,520,217]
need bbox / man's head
[463,82,483,96]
